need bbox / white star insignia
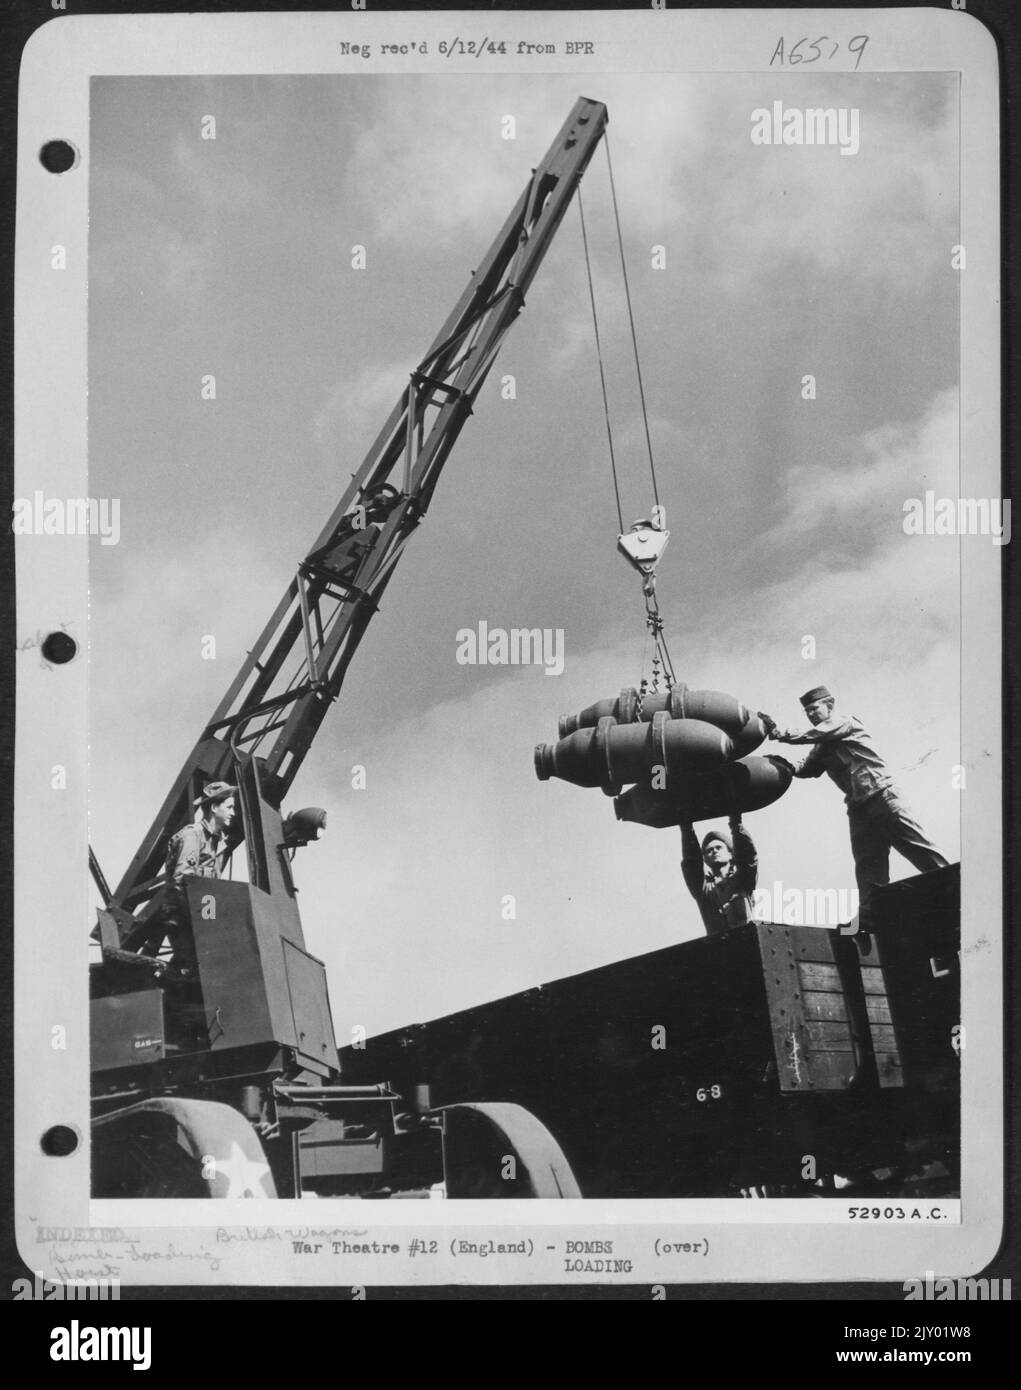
[213,1141,274,1198]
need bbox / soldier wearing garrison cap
[759,688,947,911]
[160,781,238,972]
[680,817,759,936]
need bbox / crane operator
[161,780,237,973]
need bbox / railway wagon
[340,866,959,1197]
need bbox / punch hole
[41,631,77,664]
[40,1124,80,1157]
[39,140,79,174]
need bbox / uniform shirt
[680,822,758,935]
[164,817,226,909]
[774,714,894,808]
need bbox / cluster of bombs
[533,683,793,828]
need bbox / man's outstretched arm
[759,711,856,745]
[729,816,758,894]
[757,730,826,781]
[679,821,706,900]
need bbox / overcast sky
[87,72,961,1037]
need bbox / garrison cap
[194,780,238,806]
[800,686,833,708]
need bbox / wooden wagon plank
[802,990,849,1021]
[797,961,843,991]
[806,1020,855,1051]
[860,965,888,995]
[865,995,893,1023]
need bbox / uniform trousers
[848,788,949,906]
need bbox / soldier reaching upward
[680,817,759,936]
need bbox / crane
[90,98,608,1200]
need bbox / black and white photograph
[10,5,1007,1301]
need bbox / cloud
[88,165,214,315]
[758,386,959,556]
[88,528,288,899]
[312,357,411,458]
[339,76,712,251]
[680,76,959,290]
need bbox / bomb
[558,686,753,743]
[730,710,768,757]
[612,754,793,828]
[532,722,605,789]
[558,685,685,737]
[535,712,732,794]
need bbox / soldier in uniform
[760,686,947,911]
[680,817,759,936]
[161,780,237,972]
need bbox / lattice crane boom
[108,97,609,917]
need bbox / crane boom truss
[110,97,609,914]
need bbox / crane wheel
[435,1101,582,1198]
[92,1097,277,1199]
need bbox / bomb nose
[534,743,554,781]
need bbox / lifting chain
[634,574,676,720]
